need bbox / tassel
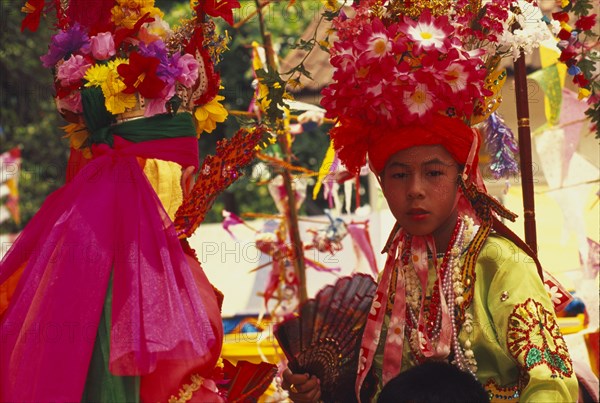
[482,112,519,180]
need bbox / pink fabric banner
[0,136,214,402]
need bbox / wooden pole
[513,52,538,255]
[261,29,309,304]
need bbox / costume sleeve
[485,238,578,402]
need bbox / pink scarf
[355,230,453,401]
[0,136,214,402]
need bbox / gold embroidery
[507,298,573,377]
[168,374,205,403]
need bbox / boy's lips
[407,208,429,220]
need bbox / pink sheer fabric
[0,136,215,402]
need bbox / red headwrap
[368,114,478,173]
[330,114,480,180]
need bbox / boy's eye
[391,172,409,179]
[426,170,444,177]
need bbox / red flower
[113,12,154,49]
[559,47,577,63]
[117,52,166,99]
[552,12,570,23]
[573,73,589,88]
[557,29,572,41]
[196,0,240,26]
[20,0,45,32]
[575,14,597,32]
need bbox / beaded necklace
[402,216,478,376]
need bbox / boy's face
[380,145,460,238]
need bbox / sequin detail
[507,298,573,377]
[484,378,520,402]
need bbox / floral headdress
[20,0,239,154]
[321,0,555,175]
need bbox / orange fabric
[0,263,25,318]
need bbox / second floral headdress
[21,0,238,154]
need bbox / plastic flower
[405,83,434,119]
[90,32,116,60]
[111,0,164,29]
[403,11,452,51]
[194,95,228,134]
[176,54,200,87]
[144,83,175,117]
[62,122,91,158]
[193,0,240,26]
[117,51,166,99]
[357,19,395,61]
[444,62,469,94]
[140,15,171,42]
[57,54,92,87]
[41,23,90,68]
[56,91,83,114]
[20,0,44,32]
[84,64,110,87]
[101,70,138,114]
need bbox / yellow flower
[108,57,128,70]
[561,0,570,7]
[321,0,337,11]
[84,64,110,87]
[62,122,92,158]
[112,0,163,29]
[578,88,591,100]
[194,95,228,134]
[101,70,138,114]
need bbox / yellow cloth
[142,158,183,221]
[374,234,579,402]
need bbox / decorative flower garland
[551,0,599,138]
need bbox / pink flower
[90,32,115,60]
[176,54,199,87]
[56,54,92,87]
[56,91,82,113]
[143,83,176,117]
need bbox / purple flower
[41,23,90,68]
[139,41,182,85]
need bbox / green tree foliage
[168,1,333,221]
[1,1,67,233]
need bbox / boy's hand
[282,369,321,403]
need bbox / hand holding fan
[275,274,377,402]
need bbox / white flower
[366,32,392,59]
[407,21,447,50]
[406,84,434,118]
[545,283,563,305]
[387,316,404,345]
[370,296,382,316]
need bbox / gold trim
[168,374,205,403]
[518,118,530,127]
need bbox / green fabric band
[81,87,196,146]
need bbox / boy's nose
[407,175,425,199]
